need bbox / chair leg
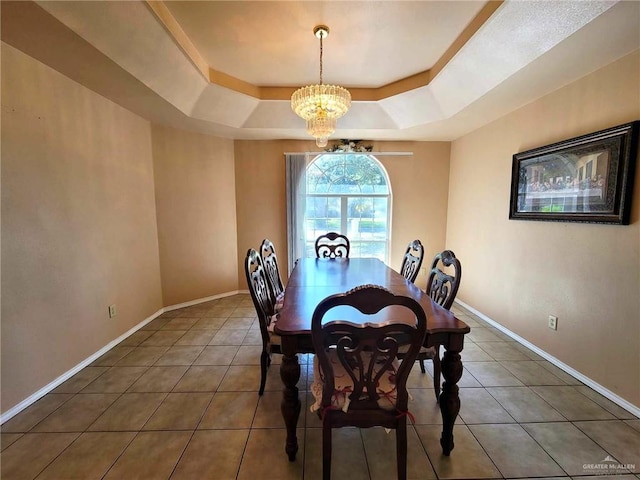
[322,425,332,480]
[259,350,269,395]
[419,358,426,374]
[432,346,441,402]
[396,421,408,480]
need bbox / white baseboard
[163,290,246,311]
[455,299,640,419]
[1,289,246,424]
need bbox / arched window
[303,153,391,261]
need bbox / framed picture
[509,121,638,224]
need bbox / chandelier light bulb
[291,25,351,146]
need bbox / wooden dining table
[274,257,470,461]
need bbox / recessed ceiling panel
[163,1,487,88]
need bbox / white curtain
[285,153,310,273]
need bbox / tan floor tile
[51,367,111,394]
[512,342,547,361]
[118,329,154,346]
[140,317,171,330]
[532,386,616,421]
[237,428,304,480]
[228,307,256,318]
[139,330,186,346]
[304,427,369,480]
[210,329,248,346]
[573,386,638,419]
[1,394,73,432]
[406,364,435,389]
[194,345,239,365]
[464,362,525,387]
[406,388,445,425]
[81,366,148,393]
[174,329,217,346]
[143,392,212,430]
[127,365,189,392]
[154,345,205,365]
[416,424,501,479]
[476,342,530,360]
[0,432,79,479]
[36,431,135,480]
[469,424,565,478]
[217,365,262,391]
[500,360,567,386]
[458,342,494,361]
[171,430,249,480]
[523,422,615,476]
[32,394,120,432]
[90,346,134,366]
[88,393,166,431]
[574,420,640,473]
[222,317,255,329]
[625,419,640,432]
[193,317,228,329]
[205,307,235,317]
[160,317,199,330]
[198,392,258,429]
[157,311,181,319]
[487,386,566,422]
[458,388,516,424]
[115,346,170,366]
[362,426,437,480]
[103,431,191,479]
[232,345,263,365]
[0,433,23,451]
[536,361,583,385]
[253,390,305,428]
[241,329,263,346]
[173,365,228,392]
[466,328,503,342]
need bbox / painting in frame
[509,121,638,224]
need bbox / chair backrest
[260,239,284,299]
[399,239,424,283]
[311,285,426,413]
[315,232,350,258]
[425,250,461,310]
[244,248,276,344]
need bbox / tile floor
[1,294,639,480]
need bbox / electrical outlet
[548,315,557,330]
[108,304,117,318]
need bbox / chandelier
[291,25,351,148]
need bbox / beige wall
[152,125,238,306]
[447,50,640,406]
[1,44,164,412]
[234,140,451,290]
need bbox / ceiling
[2,1,639,142]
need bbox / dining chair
[399,239,424,283]
[260,238,285,311]
[315,232,350,258]
[244,248,282,395]
[418,250,462,401]
[310,285,427,480]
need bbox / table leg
[439,349,463,455]
[280,352,301,461]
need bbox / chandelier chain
[319,33,323,85]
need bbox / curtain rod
[284,151,413,156]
